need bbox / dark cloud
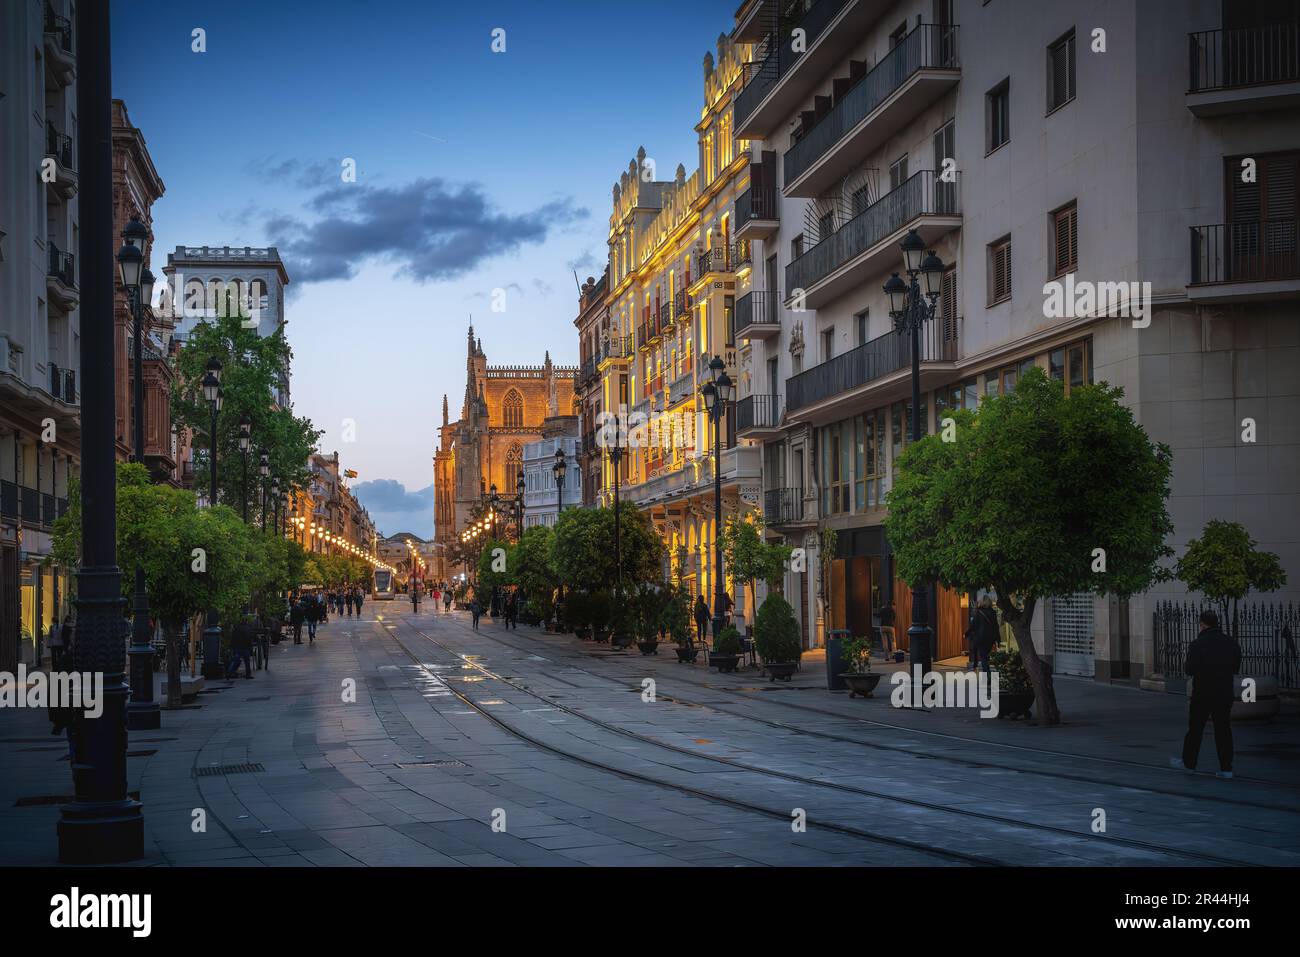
[266,177,589,285]
[352,479,436,539]
[566,250,598,273]
[247,156,342,190]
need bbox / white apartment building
[730,0,1299,681]
[522,436,579,529]
[0,0,82,670]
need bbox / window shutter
[941,268,958,343]
[991,241,1011,302]
[1054,205,1077,276]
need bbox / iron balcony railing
[1189,24,1300,92]
[786,317,959,413]
[46,122,73,170]
[20,487,40,524]
[735,0,850,129]
[47,243,76,287]
[736,185,778,231]
[697,247,731,277]
[44,1,73,53]
[733,239,753,269]
[786,169,959,296]
[733,290,780,338]
[673,289,690,318]
[659,301,671,329]
[736,394,782,431]
[48,363,75,401]
[0,481,17,518]
[785,24,960,187]
[764,487,805,525]
[669,370,696,405]
[1190,220,1299,284]
[578,356,598,386]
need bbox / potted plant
[754,593,802,681]
[566,590,592,640]
[633,584,663,655]
[589,589,612,643]
[608,595,635,649]
[711,624,742,673]
[664,586,697,662]
[990,648,1034,719]
[839,635,882,698]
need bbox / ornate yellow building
[435,327,576,566]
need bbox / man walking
[470,596,483,631]
[1173,609,1241,779]
[354,587,364,618]
[291,599,305,645]
[227,614,256,680]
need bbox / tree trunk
[165,621,182,710]
[996,594,1062,726]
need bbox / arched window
[502,389,524,428]
[505,444,523,488]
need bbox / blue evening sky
[111,0,735,537]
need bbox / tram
[373,567,395,600]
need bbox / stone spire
[442,394,448,427]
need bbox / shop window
[1049,339,1093,395]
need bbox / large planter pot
[710,653,740,673]
[592,628,610,644]
[637,640,659,656]
[843,672,883,698]
[765,661,798,682]
[675,647,699,663]
[997,690,1035,719]
[574,626,592,641]
[610,632,634,650]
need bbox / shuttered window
[1052,202,1078,277]
[940,267,959,345]
[1047,30,1076,112]
[988,237,1011,304]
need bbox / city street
[4,604,1297,867]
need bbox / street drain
[193,763,265,778]
[393,760,466,769]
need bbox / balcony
[658,301,671,332]
[43,2,75,86]
[45,123,77,199]
[764,487,810,526]
[673,289,690,321]
[1187,24,1300,115]
[1188,220,1300,303]
[735,185,780,242]
[786,317,959,421]
[48,364,77,404]
[733,290,782,340]
[598,335,634,366]
[736,0,890,139]
[669,368,696,406]
[626,445,761,508]
[784,24,960,198]
[46,243,78,310]
[736,394,783,438]
[696,246,732,281]
[785,169,961,309]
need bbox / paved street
[4,604,1298,867]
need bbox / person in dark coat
[967,596,999,676]
[1174,609,1242,778]
[504,590,518,630]
[878,602,896,658]
[470,597,483,631]
[353,588,364,617]
[227,615,256,679]
[694,595,710,646]
[290,600,305,644]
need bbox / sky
[111,0,736,537]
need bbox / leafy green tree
[722,516,792,629]
[754,592,802,664]
[551,502,663,593]
[476,537,513,594]
[885,368,1174,726]
[513,525,558,619]
[1176,519,1286,631]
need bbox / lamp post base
[57,798,144,864]
[126,700,161,730]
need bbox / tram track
[395,615,1268,867]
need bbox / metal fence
[1153,600,1299,689]
[1189,24,1300,92]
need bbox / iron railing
[784,24,960,186]
[733,290,780,338]
[1154,600,1299,689]
[659,301,671,329]
[47,243,75,287]
[673,289,689,318]
[1189,24,1300,92]
[785,169,959,296]
[736,184,778,231]
[733,239,753,269]
[20,487,40,524]
[764,487,805,525]
[737,394,782,431]
[1190,220,1299,284]
[787,316,959,413]
[46,122,73,170]
[697,247,731,277]
[735,0,850,129]
[44,1,73,53]
[0,481,16,518]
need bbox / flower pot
[575,626,592,641]
[710,653,740,673]
[675,647,699,663]
[997,690,1034,719]
[765,661,798,682]
[637,640,659,656]
[592,628,610,643]
[610,632,634,649]
[842,672,882,698]
[893,651,905,663]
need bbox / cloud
[246,156,342,190]
[566,250,599,273]
[265,177,589,285]
[352,479,436,538]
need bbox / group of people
[320,586,367,618]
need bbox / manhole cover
[193,763,265,777]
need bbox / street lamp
[258,451,270,531]
[200,363,224,680]
[884,229,945,682]
[238,414,251,523]
[552,446,567,517]
[117,220,159,730]
[271,478,281,538]
[607,422,624,595]
[702,355,732,645]
[515,467,526,539]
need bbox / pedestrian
[48,615,72,671]
[505,589,518,630]
[290,599,305,645]
[48,641,76,760]
[346,589,354,617]
[470,596,483,631]
[354,588,364,617]
[694,594,710,646]
[411,586,421,613]
[723,591,734,626]
[227,614,256,680]
[1173,609,1241,779]
[432,587,441,607]
[444,589,453,614]
[967,596,999,677]
[255,614,271,671]
[878,602,895,659]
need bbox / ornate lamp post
[238,414,251,523]
[117,219,160,731]
[515,467,526,539]
[272,478,281,536]
[258,451,270,531]
[552,446,567,517]
[200,364,224,679]
[59,0,146,860]
[883,228,945,681]
[608,428,624,592]
[701,355,732,643]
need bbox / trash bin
[826,629,851,691]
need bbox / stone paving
[2,603,1297,866]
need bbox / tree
[476,537,513,594]
[722,515,792,629]
[754,592,802,664]
[551,502,663,593]
[513,525,558,619]
[886,368,1174,726]
[1176,520,1286,631]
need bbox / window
[889,155,909,192]
[822,328,835,361]
[502,389,524,428]
[986,79,1010,152]
[1049,339,1093,395]
[988,236,1011,304]
[854,310,869,346]
[1051,201,1078,277]
[854,408,886,511]
[792,233,805,259]
[1048,29,1076,113]
[852,184,871,216]
[820,421,851,516]
[818,210,835,243]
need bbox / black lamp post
[272,478,281,537]
[883,228,945,682]
[117,219,160,731]
[515,467,526,539]
[238,414,251,523]
[608,432,624,593]
[552,446,567,516]
[200,363,224,680]
[258,451,270,531]
[58,0,145,861]
[701,354,732,644]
